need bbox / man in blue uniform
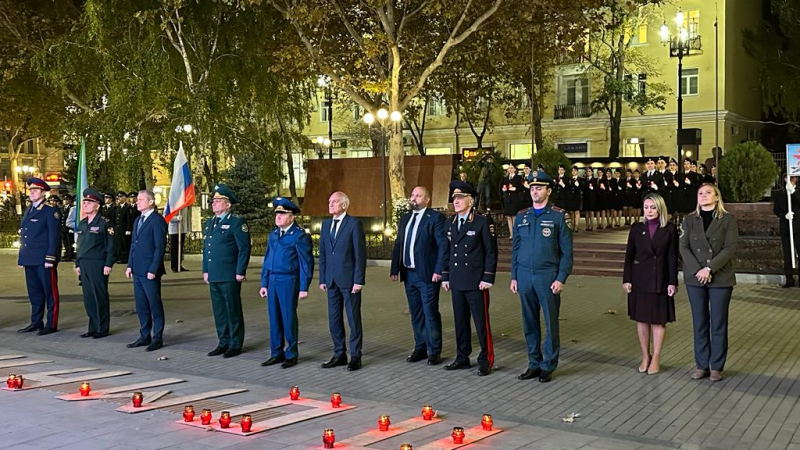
[390,186,447,365]
[126,190,167,351]
[75,188,115,338]
[441,181,498,376]
[259,198,314,369]
[17,178,62,335]
[510,172,573,383]
[203,184,251,358]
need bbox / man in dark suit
[774,175,800,288]
[319,191,367,371]
[441,181,498,376]
[390,186,447,365]
[17,178,62,335]
[125,190,167,351]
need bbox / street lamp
[314,136,331,159]
[363,108,402,239]
[660,11,701,165]
[318,75,334,159]
[15,165,37,210]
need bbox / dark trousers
[780,223,800,283]
[133,275,164,343]
[451,288,494,369]
[113,233,128,263]
[169,233,186,272]
[62,230,75,259]
[327,281,363,359]
[209,281,245,350]
[518,272,561,372]
[687,285,733,371]
[267,275,300,359]
[79,259,110,334]
[404,269,442,354]
[24,264,60,330]
[476,181,492,210]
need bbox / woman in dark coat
[597,169,611,229]
[501,165,525,239]
[568,166,583,232]
[583,168,598,231]
[612,168,625,227]
[623,169,637,225]
[552,164,569,210]
[681,183,738,382]
[623,193,678,375]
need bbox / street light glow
[183,124,193,133]
[679,27,688,42]
[675,11,684,27]
[377,108,389,120]
[390,111,402,122]
[323,138,331,147]
[317,75,329,87]
[660,22,669,42]
[363,113,375,125]
[316,136,324,144]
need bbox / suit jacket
[773,189,800,236]
[441,208,497,291]
[202,213,251,282]
[18,202,61,266]
[623,222,679,294]
[680,212,738,287]
[319,214,367,288]
[127,210,167,277]
[390,209,447,283]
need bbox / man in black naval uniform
[441,180,498,376]
[101,193,116,222]
[74,188,115,338]
[113,191,131,264]
[774,175,800,288]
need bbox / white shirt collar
[333,212,347,221]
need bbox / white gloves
[787,182,796,195]
[787,212,795,221]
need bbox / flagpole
[177,209,183,273]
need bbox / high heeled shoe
[638,355,651,373]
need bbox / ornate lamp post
[363,108,402,239]
[318,75,334,159]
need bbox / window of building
[319,100,331,122]
[425,147,452,155]
[352,104,362,121]
[680,68,699,96]
[683,10,700,40]
[427,98,445,116]
[516,89,531,110]
[555,74,590,119]
[630,22,648,45]
[280,151,307,191]
[509,143,535,159]
[623,138,645,157]
[348,149,373,158]
[624,73,647,96]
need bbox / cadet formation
[13,162,733,382]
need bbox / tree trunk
[387,127,405,217]
[141,151,155,191]
[532,85,544,154]
[277,116,299,204]
[608,36,626,159]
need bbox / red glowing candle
[200,409,212,425]
[14,375,24,390]
[481,414,493,431]
[79,382,91,397]
[183,405,195,422]
[240,414,252,433]
[421,405,434,421]
[289,386,300,400]
[131,392,143,407]
[378,415,391,431]
[219,411,231,428]
[331,392,342,408]
[451,427,465,444]
[322,428,335,449]
[400,445,413,450]
[7,374,16,389]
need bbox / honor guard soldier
[441,181,498,376]
[101,193,116,222]
[510,172,573,383]
[113,191,131,263]
[259,198,314,369]
[75,188,115,338]
[18,178,62,335]
[203,184,252,358]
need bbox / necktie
[280,229,286,238]
[331,219,340,240]
[137,215,144,233]
[212,216,220,229]
[403,213,419,267]
[458,217,465,231]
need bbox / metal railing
[554,103,591,120]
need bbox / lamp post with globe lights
[319,76,334,159]
[15,165,37,214]
[363,108,402,238]
[315,136,332,159]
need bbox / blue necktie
[331,219,340,240]
[404,213,419,267]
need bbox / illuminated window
[425,147,452,155]
[683,10,700,40]
[623,138,645,157]
[509,143,535,159]
[631,23,648,45]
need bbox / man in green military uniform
[74,188,116,338]
[203,184,251,358]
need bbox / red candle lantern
[200,409,213,425]
[400,445,413,450]
[7,374,16,389]
[183,405,195,422]
[331,392,342,408]
[219,411,231,428]
[289,385,300,400]
[421,405,434,421]
[322,428,335,449]
[240,414,252,433]
[481,414,493,431]
[378,415,391,431]
[79,382,91,397]
[14,375,24,390]
[451,426,465,444]
[131,392,143,407]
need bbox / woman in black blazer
[623,193,678,375]
[680,183,738,382]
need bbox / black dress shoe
[538,370,552,383]
[427,354,442,365]
[127,339,151,348]
[281,358,298,369]
[347,358,362,371]
[477,366,491,376]
[518,368,541,380]
[406,350,428,363]
[223,348,241,358]
[92,332,109,339]
[145,342,163,352]
[17,325,42,333]
[783,282,796,288]
[208,346,228,356]
[260,355,286,366]
[321,355,348,369]
[444,360,471,371]
[36,328,57,336]
[80,332,95,338]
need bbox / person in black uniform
[641,157,663,203]
[583,168,598,231]
[631,170,643,222]
[101,193,116,222]
[680,159,700,216]
[553,165,569,212]
[774,175,800,288]
[500,165,524,239]
[623,169,636,225]
[75,188,115,339]
[520,164,534,210]
[113,191,131,264]
[61,194,76,261]
[612,169,625,227]
[442,181,498,376]
[127,191,140,257]
[568,166,583,232]
[664,158,680,219]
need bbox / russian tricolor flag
[164,142,195,223]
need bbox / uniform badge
[523,217,527,224]
[54,211,60,219]
[242,223,249,233]
[221,224,230,229]
[108,227,115,235]
[542,227,552,237]
[488,224,496,237]
[467,230,476,236]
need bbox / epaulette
[551,206,565,213]
[516,208,531,216]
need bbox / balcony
[554,103,591,120]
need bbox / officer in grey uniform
[511,172,573,383]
